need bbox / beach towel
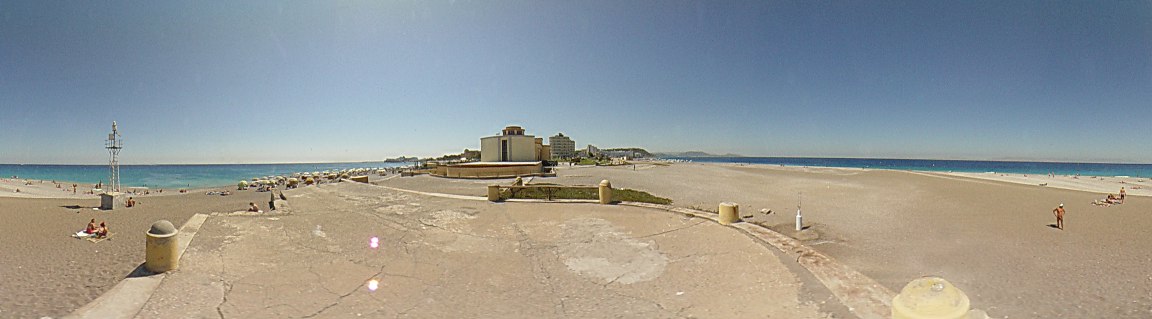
[71,231,111,242]
[86,232,112,243]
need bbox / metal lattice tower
[105,121,123,193]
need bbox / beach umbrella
[238,181,249,189]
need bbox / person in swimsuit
[1052,204,1065,230]
[85,219,98,234]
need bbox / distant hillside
[652,151,743,158]
[602,148,652,157]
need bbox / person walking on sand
[1120,187,1126,202]
[1053,204,1065,230]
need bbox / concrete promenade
[126,182,835,318]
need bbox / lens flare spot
[367,279,379,291]
[370,237,379,248]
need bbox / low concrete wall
[431,163,543,179]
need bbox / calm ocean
[0,162,405,189]
[666,157,1152,178]
[6,158,1151,189]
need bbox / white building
[480,126,549,162]
[548,133,575,159]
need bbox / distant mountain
[383,156,421,163]
[652,151,743,158]
[602,148,652,157]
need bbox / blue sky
[2,1,1150,164]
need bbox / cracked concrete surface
[136,182,832,318]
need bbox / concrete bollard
[892,276,974,319]
[718,202,741,225]
[488,185,501,202]
[145,220,179,273]
[598,180,612,204]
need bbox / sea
[0,162,406,190]
[664,157,1152,179]
[4,158,1151,190]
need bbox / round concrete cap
[892,276,970,319]
[720,202,739,208]
[148,220,178,236]
[599,180,611,187]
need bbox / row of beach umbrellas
[237,167,405,190]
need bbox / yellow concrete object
[892,276,970,319]
[145,220,179,273]
[718,202,741,225]
[598,180,612,204]
[349,175,369,183]
[488,185,501,201]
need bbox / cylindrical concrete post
[796,209,804,231]
[488,185,501,202]
[598,180,612,204]
[145,220,179,273]
[892,276,970,319]
[719,202,741,225]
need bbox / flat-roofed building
[480,126,547,162]
[549,133,575,159]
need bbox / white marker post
[795,192,803,231]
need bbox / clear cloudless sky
[2,1,1150,164]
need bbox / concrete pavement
[132,182,833,318]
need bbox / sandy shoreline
[0,177,237,200]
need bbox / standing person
[1120,187,1126,201]
[1052,204,1065,230]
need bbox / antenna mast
[105,121,123,193]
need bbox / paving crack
[631,220,708,239]
[215,249,232,319]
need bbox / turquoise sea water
[665,157,1152,178]
[5,158,1151,190]
[0,162,405,189]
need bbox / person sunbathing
[96,222,109,238]
[85,219,99,234]
[1106,194,1121,204]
